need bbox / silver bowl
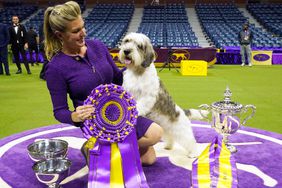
[27,139,68,161]
[32,158,71,188]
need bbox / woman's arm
[45,63,75,125]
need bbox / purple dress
[45,39,151,139]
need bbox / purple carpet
[0,122,282,188]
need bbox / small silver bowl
[32,158,72,188]
[27,139,68,161]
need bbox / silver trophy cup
[32,158,72,188]
[27,139,68,161]
[199,86,256,153]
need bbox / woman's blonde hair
[44,1,81,60]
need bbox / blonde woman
[44,1,163,165]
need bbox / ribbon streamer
[192,136,238,188]
[110,143,124,188]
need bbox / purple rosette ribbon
[82,84,149,188]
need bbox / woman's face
[60,15,86,50]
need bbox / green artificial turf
[0,64,58,138]
[1,63,282,139]
[159,65,282,135]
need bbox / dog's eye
[138,44,144,50]
[124,39,129,43]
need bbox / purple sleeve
[136,116,153,139]
[45,63,75,126]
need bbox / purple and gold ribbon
[192,136,238,188]
[82,84,149,188]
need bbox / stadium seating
[1,2,281,49]
[138,3,199,48]
[196,3,282,49]
[247,3,282,37]
[0,4,38,25]
[85,4,134,48]
[24,9,44,34]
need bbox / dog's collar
[141,61,150,68]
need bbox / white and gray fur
[119,33,203,157]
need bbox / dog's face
[119,33,156,68]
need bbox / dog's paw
[187,151,199,159]
[185,143,206,158]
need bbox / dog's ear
[141,42,156,68]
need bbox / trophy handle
[36,173,59,185]
[198,104,210,122]
[241,104,256,125]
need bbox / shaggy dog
[119,33,203,157]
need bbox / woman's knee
[145,122,163,145]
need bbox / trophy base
[226,144,237,153]
[222,134,237,153]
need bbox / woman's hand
[71,105,95,122]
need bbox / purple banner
[216,52,242,65]
[109,48,217,64]
[220,47,282,65]
[272,53,282,65]
[217,52,282,65]
[17,52,45,63]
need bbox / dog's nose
[124,49,131,55]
